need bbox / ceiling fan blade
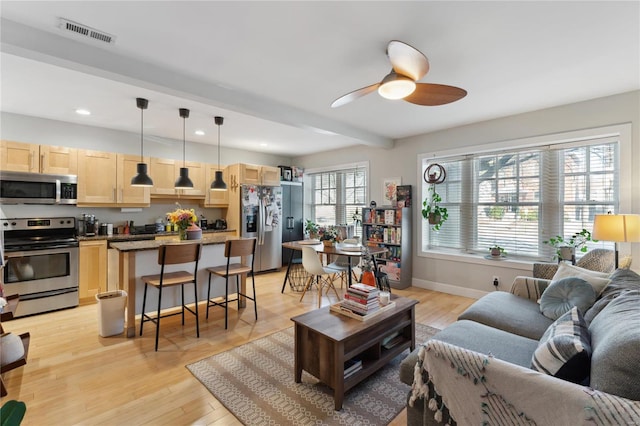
[403,83,467,106]
[386,40,429,81]
[330,83,380,108]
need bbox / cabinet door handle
[40,153,45,172]
[113,187,117,202]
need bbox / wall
[0,112,291,226]
[294,90,640,298]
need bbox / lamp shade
[210,170,227,191]
[131,162,153,187]
[378,72,416,100]
[175,167,194,189]
[592,214,640,242]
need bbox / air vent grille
[58,18,116,44]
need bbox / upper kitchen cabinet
[149,157,206,199]
[1,140,77,174]
[230,163,281,186]
[204,164,229,207]
[77,150,150,206]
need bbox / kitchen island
[110,234,242,337]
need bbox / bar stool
[206,238,257,329]
[140,242,202,351]
[300,246,342,308]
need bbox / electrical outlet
[493,276,500,287]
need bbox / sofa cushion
[458,291,553,340]
[588,289,640,400]
[399,319,539,385]
[584,268,640,324]
[539,277,596,320]
[551,262,611,296]
[531,307,591,383]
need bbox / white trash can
[95,290,127,337]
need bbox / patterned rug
[186,323,439,425]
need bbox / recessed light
[75,108,91,116]
[195,130,205,136]
[260,143,268,147]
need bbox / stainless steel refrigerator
[240,184,282,272]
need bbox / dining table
[280,240,388,292]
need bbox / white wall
[294,90,640,298]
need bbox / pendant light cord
[182,116,186,167]
[140,107,144,161]
[217,123,221,171]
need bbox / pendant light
[175,108,194,189]
[131,97,154,187]
[210,116,227,191]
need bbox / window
[420,132,621,260]
[307,162,367,237]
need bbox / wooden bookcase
[361,206,412,289]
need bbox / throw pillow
[584,268,640,324]
[551,262,611,296]
[588,289,640,400]
[531,306,591,383]
[539,277,596,320]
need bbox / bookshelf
[361,206,412,289]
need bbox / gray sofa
[399,268,640,425]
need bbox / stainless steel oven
[1,217,79,317]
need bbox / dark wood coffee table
[290,295,418,410]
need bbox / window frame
[417,123,633,262]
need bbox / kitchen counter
[77,228,235,243]
[110,233,246,337]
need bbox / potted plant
[318,226,339,246]
[304,219,319,240]
[422,184,448,231]
[489,245,506,258]
[543,229,596,261]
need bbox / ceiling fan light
[175,167,194,189]
[131,162,153,187]
[378,77,416,100]
[211,170,227,191]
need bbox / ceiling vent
[58,18,116,44]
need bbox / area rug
[186,323,439,425]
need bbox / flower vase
[322,240,334,247]
[361,270,376,286]
[178,228,188,241]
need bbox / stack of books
[344,358,362,378]
[340,283,380,316]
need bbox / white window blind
[421,138,619,259]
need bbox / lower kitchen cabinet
[79,240,107,303]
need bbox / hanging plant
[422,184,448,231]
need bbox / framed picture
[278,166,293,181]
[382,177,401,205]
[396,185,412,208]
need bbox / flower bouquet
[318,226,340,246]
[167,204,198,240]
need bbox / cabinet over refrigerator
[240,184,282,272]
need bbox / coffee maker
[78,214,97,236]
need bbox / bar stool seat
[206,238,257,329]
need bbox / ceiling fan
[331,40,467,108]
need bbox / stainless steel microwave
[0,171,77,205]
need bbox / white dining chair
[300,246,342,308]
[327,238,361,287]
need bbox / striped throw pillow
[531,306,592,383]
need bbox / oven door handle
[4,244,79,257]
[55,179,61,204]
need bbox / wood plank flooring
[0,269,474,425]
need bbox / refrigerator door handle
[258,198,265,245]
[287,216,294,230]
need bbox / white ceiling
[1,1,638,157]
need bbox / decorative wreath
[423,163,446,184]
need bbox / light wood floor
[1,269,474,425]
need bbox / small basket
[288,260,311,292]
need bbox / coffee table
[290,295,418,410]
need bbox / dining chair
[206,238,257,329]
[300,246,342,308]
[327,238,361,287]
[140,242,202,351]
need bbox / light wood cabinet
[1,140,77,174]
[204,164,229,206]
[230,163,282,186]
[149,158,206,198]
[79,240,107,303]
[77,150,150,206]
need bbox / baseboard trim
[411,278,489,300]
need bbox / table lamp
[592,214,640,268]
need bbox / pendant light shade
[175,108,194,189]
[210,115,227,191]
[131,97,154,187]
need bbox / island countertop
[109,234,232,252]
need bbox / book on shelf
[344,358,363,378]
[384,209,395,225]
[396,185,412,208]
